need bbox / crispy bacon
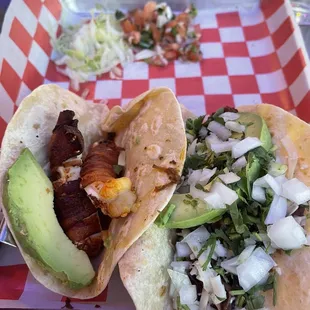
[80,140,121,188]
[49,110,104,257]
[81,139,137,218]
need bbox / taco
[0,84,186,298]
[119,104,310,310]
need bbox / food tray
[0,0,310,308]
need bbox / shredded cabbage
[50,13,134,90]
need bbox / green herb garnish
[113,164,123,176]
[155,203,176,227]
[115,10,125,20]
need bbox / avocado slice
[163,194,226,229]
[238,112,272,151]
[3,148,95,289]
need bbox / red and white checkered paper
[0,0,310,308]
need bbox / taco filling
[121,105,310,310]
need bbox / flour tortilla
[0,85,186,299]
[119,104,310,310]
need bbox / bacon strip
[49,110,104,257]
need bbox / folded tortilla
[119,104,310,310]
[0,84,186,299]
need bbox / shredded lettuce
[50,13,134,90]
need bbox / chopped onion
[244,237,256,247]
[219,112,240,122]
[232,137,262,158]
[252,186,266,203]
[267,216,307,250]
[281,178,310,205]
[281,135,298,179]
[210,140,238,154]
[287,201,299,216]
[221,256,239,275]
[275,174,288,185]
[236,247,276,292]
[168,269,191,293]
[203,191,226,209]
[264,195,287,225]
[176,242,192,258]
[211,182,238,206]
[194,262,216,292]
[190,185,208,201]
[253,174,281,195]
[210,276,227,304]
[186,133,194,143]
[293,216,306,227]
[118,151,125,166]
[268,161,287,177]
[199,290,210,310]
[171,261,191,274]
[134,49,156,60]
[215,241,228,258]
[183,226,210,257]
[188,168,217,187]
[219,172,241,184]
[188,139,198,156]
[206,133,222,145]
[225,121,245,133]
[232,156,247,172]
[198,248,217,267]
[237,245,256,264]
[207,121,231,141]
[199,127,209,139]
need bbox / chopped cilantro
[186,116,204,137]
[155,203,176,227]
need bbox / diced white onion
[199,290,210,310]
[252,186,266,203]
[171,261,191,274]
[199,127,209,139]
[206,133,222,145]
[232,137,262,158]
[287,201,299,216]
[281,178,310,205]
[183,226,210,257]
[188,139,198,156]
[221,256,239,275]
[281,135,298,179]
[210,141,238,154]
[244,237,256,247]
[253,174,281,196]
[210,276,227,304]
[232,156,247,172]
[118,151,125,166]
[188,168,217,187]
[190,185,208,201]
[237,245,256,264]
[237,247,276,292]
[267,216,307,250]
[134,49,157,60]
[194,262,216,292]
[219,112,240,122]
[203,191,226,209]
[275,174,288,185]
[168,269,191,294]
[264,195,287,225]
[211,182,238,206]
[225,121,245,133]
[207,121,231,141]
[293,216,306,227]
[268,161,287,177]
[186,133,194,143]
[176,242,192,258]
[215,241,228,258]
[219,172,241,184]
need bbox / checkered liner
[0,0,310,307]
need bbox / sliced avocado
[3,148,95,289]
[238,112,272,151]
[163,194,226,229]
